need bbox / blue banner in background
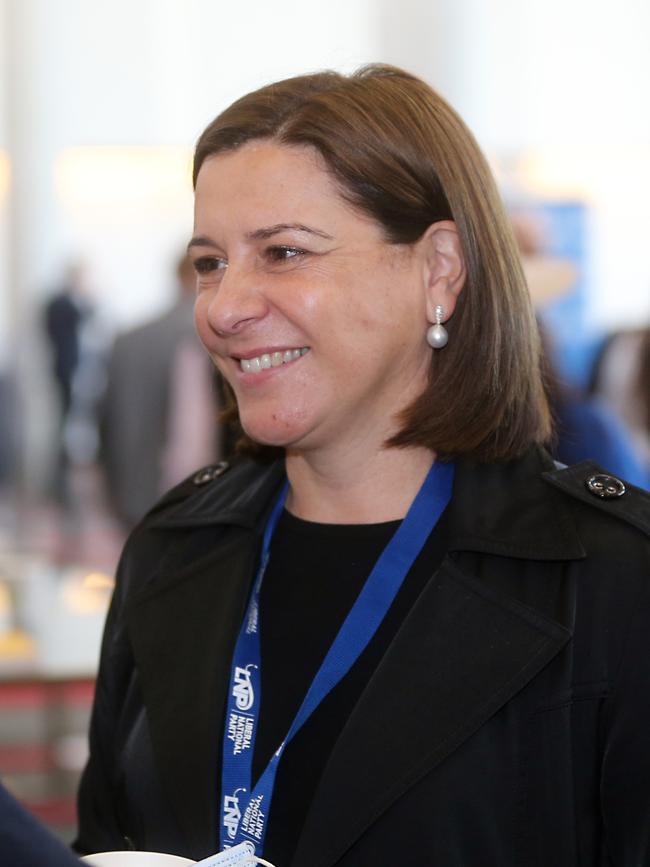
[533,200,605,390]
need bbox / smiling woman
[190,140,451,479]
[190,68,549,468]
[75,65,650,867]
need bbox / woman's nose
[204,265,269,336]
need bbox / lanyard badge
[196,840,276,867]
[220,461,454,857]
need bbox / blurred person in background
[0,780,83,866]
[43,261,97,505]
[0,364,20,491]
[589,326,650,478]
[100,253,230,529]
[76,66,650,866]
[512,213,649,489]
[539,325,649,487]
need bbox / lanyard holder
[195,841,276,866]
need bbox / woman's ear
[418,220,466,324]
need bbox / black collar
[149,446,585,561]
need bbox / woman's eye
[266,245,305,262]
[194,256,227,275]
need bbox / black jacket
[75,447,650,866]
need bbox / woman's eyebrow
[246,223,334,241]
[187,235,219,251]
[187,224,334,252]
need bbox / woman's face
[191,140,434,454]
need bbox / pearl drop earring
[426,305,449,349]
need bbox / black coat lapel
[127,527,259,857]
[292,557,571,867]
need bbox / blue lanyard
[220,460,454,855]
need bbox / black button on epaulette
[585,473,626,499]
[193,461,230,486]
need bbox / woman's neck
[284,445,436,524]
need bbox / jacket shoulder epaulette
[139,457,284,531]
[143,460,234,522]
[543,460,650,540]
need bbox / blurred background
[1,0,649,842]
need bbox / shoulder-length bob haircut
[193,64,551,461]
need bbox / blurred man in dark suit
[100,254,231,528]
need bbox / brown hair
[193,64,551,461]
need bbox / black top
[253,507,449,864]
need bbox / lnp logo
[223,787,245,839]
[232,664,257,711]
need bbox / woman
[75,66,650,866]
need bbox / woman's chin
[240,411,312,450]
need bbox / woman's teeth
[239,347,309,374]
